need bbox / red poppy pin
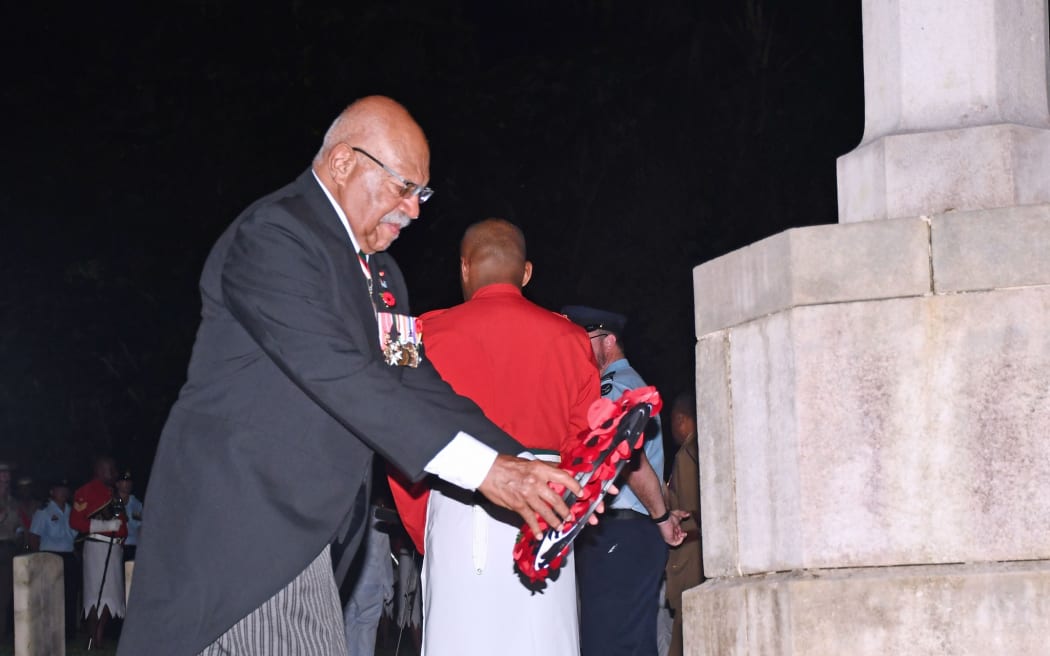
[381,291,396,308]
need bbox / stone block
[683,561,1050,656]
[837,0,1050,222]
[857,0,1050,142]
[837,124,1050,222]
[704,286,1050,574]
[693,218,930,336]
[695,333,737,577]
[729,309,803,574]
[13,553,64,656]
[932,203,1050,292]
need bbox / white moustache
[381,212,412,229]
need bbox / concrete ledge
[932,203,1050,292]
[693,217,930,336]
[683,560,1050,656]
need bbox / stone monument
[684,1,1050,653]
[13,553,65,656]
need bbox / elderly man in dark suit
[118,96,581,656]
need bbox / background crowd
[0,458,142,649]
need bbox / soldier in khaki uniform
[665,393,704,656]
[0,463,22,639]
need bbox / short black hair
[671,391,696,419]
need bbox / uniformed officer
[70,456,127,650]
[115,470,143,562]
[562,305,688,656]
[29,478,80,637]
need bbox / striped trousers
[199,546,348,656]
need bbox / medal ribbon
[357,251,374,302]
[358,250,385,348]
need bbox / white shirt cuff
[423,431,499,491]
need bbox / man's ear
[329,143,357,184]
[460,257,470,284]
[521,261,533,287]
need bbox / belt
[602,508,649,521]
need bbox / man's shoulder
[611,360,646,386]
[601,360,648,397]
[74,479,109,504]
[500,296,590,338]
[424,289,552,329]
[203,174,330,272]
[682,434,700,461]
[420,307,451,324]
[243,178,332,239]
[74,479,100,495]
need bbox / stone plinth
[692,217,930,336]
[931,203,1050,291]
[836,0,1050,222]
[13,553,65,656]
[683,561,1050,656]
[837,124,1050,222]
[693,204,1050,578]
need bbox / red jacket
[390,284,599,552]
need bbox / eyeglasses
[589,333,610,340]
[350,146,434,203]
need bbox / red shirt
[390,284,599,551]
[70,478,128,538]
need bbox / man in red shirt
[70,456,127,649]
[392,219,599,655]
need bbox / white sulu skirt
[421,452,579,656]
[82,537,126,618]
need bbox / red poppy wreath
[512,386,662,591]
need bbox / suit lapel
[295,170,384,359]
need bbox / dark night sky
[0,1,864,489]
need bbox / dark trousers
[576,515,668,656]
[44,550,80,637]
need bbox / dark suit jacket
[118,170,520,656]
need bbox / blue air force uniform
[599,358,665,515]
[29,482,80,638]
[563,305,669,656]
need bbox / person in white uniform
[29,478,79,638]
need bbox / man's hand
[656,510,690,546]
[478,454,582,535]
